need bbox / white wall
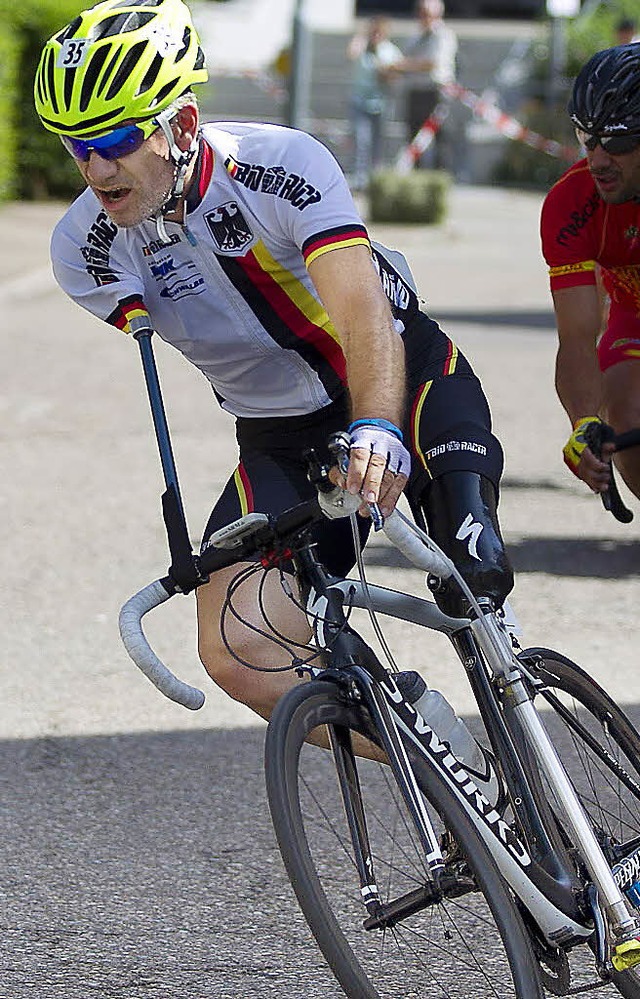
[193,0,354,71]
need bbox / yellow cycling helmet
[34,0,208,138]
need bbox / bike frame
[129,329,640,967]
[301,555,640,953]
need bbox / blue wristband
[348,418,404,443]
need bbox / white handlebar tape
[382,511,454,579]
[119,579,206,710]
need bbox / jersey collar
[185,136,215,215]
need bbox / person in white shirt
[385,0,458,172]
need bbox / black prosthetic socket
[418,471,514,619]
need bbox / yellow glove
[563,416,604,476]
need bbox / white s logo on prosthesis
[456,513,484,561]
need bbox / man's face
[74,126,177,227]
[586,141,640,204]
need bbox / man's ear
[174,104,199,150]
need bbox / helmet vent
[105,40,147,99]
[63,65,77,112]
[138,52,163,94]
[80,47,112,112]
[152,78,180,108]
[56,17,82,45]
[97,43,124,97]
[174,26,190,63]
[109,0,164,8]
[94,11,155,40]
[45,48,59,115]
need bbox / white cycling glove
[348,420,411,476]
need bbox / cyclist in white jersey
[36,0,514,722]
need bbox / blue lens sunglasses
[60,119,160,162]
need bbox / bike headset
[569,43,640,139]
[33,0,209,243]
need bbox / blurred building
[195,0,546,184]
[355,0,544,17]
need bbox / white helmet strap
[153,107,199,243]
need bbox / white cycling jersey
[52,121,420,418]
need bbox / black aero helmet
[569,44,640,135]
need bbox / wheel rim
[274,688,539,999]
[521,649,640,996]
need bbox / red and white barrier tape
[210,69,578,169]
[395,81,578,172]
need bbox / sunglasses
[575,127,640,155]
[60,119,159,162]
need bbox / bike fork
[326,668,446,926]
[472,613,640,965]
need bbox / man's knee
[418,470,514,618]
[198,627,252,703]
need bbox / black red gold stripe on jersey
[301,224,370,267]
[215,241,347,398]
[106,295,149,334]
[410,339,459,475]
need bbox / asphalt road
[2,185,639,997]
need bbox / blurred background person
[615,17,640,45]
[385,0,458,174]
[347,16,402,191]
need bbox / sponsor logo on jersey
[372,253,413,312]
[150,257,177,279]
[548,261,596,277]
[159,276,206,301]
[224,156,322,211]
[424,439,488,460]
[555,193,600,247]
[144,251,205,300]
[81,211,118,287]
[608,264,640,309]
[625,225,640,241]
[142,233,181,256]
[204,202,254,252]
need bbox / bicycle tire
[265,678,544,999]
[520,647,640,999]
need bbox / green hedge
[368,170,451,225]
[0,0,86,202]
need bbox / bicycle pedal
[612,936,640,972]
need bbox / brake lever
[327,433,385,531]
[584,422,634,524]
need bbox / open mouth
[97,187,132,206]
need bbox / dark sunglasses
[575,127,640,155]
[60,120,159,162]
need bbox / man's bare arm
[308,243,408,511]
[553,284,603,421]
[553,284,613,489]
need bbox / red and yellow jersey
[541,158,640,306]
[541,158,640,367]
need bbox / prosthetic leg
[414,470,514,619]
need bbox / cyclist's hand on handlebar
[563,416,615,493]
[334,420,410,517]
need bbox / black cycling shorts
[201,312,504,578]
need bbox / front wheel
[265,679,543,999]
[521,647,640,999]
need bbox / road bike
[119,329,640,997]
